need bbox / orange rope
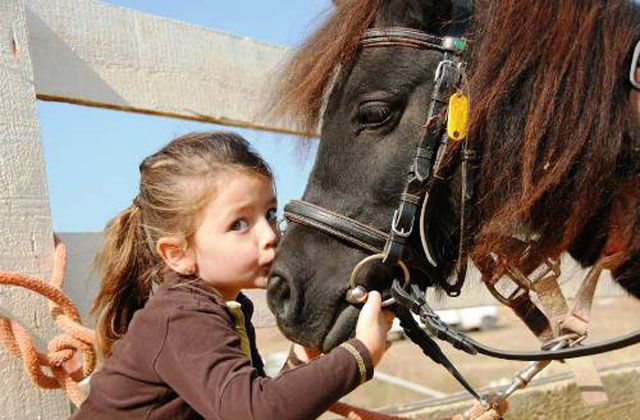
[0,236,97,408]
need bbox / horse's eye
[357,101,392,128]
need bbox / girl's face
[190,171,278,301]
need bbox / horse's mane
[468,0,640,265]
[271,0,383,135]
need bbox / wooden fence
[1,0,302,417]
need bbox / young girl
[75,131,393,419]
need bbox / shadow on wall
[27,10,127,107]
[57,232,103,327]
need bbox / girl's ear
[156,237,196,275]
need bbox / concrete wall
[58,232,276,328]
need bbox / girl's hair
[92,131,273,357]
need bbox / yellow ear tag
[447,92,469,141]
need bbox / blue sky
[39,0,332,232]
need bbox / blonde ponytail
[93,204,156,358]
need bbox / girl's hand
[355,291,394,365]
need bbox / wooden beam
[0,0,69,416]
[26,0,309,136]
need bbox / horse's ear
[374,0,435,29]
[440,0,473,37]
[421,0,473,36]
[376,0,472,36]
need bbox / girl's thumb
[361,290,382,319]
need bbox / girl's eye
[357,101,392,128]
[230,219,249,231]
[266,208,278,223]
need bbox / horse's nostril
[267,275,291,318]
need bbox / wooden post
[0,0,69,417]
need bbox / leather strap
[284,200,387,254]
[359,28,464,53]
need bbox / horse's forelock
[270,0,384,136]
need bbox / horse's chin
[321,305,360,353]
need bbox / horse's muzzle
[266,273,290,314]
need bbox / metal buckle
[391,208,414,238]
[483,257,562,306]
[541,333,585,351]
[442,36,466,53]
[482,257,528,306]
[434,59,455,83]
[277,218,289,235]
[531,258,562,293]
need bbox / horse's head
[268,0,470,351]
[269,0,640,353]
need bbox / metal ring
[277,218,288,235]
[434,59,454,83]
[348,253,411,307]
[630,39,640,89]
[541,333,584,351]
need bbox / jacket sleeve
[153,303,373,420]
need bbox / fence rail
[28,0,308,136]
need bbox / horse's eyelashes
[357,101,392,129]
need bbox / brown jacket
[74,273,373,419]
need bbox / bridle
[282,2,640,406]
[284,26,470,302]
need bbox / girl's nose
[260,218,278,248]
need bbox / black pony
[267,0,640,355]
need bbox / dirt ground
[255,295,640,413]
